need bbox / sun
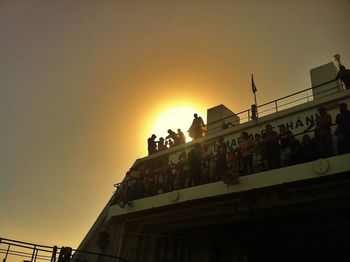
[151,105,206,142]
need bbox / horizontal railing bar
[0,241,53,253]
[0,248,52,259]
[204,80,340,130]
[113,121,343,203]
[0,238,53,249]
[0,237,129,262]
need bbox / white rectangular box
[310,62,341,100]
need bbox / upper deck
[76,78,350,262]
[109,79,350,211]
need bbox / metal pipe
[3,243,11,262]
[30,245,37,262]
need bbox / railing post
[3,243,11,262]
[275,100,278,112]
[33,249,39,262]
[51,246,58,262]
[30,244,37,262]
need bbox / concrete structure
[310,62,342,99]
[206,104,240,135]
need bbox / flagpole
[254,90,258,117]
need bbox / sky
[1,0,349,250]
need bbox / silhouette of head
[241,132,249,139]
[194,113,198,118]
[303,134,311,143]
[339,103,347,112]
[265,124,273,131]
[318,107,326,115]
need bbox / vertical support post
[51,246,58,262]
[33,249,39,262]
[30,245,37,262]
[3,243,11,262]
[254,92,258,118]
[275,100,278,112]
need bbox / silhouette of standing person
[147,134,158,155]
[305,107,333,158]
[157,137,167,151]
[334,54,350,90]
[235,132,254,175]
[166,129,179,145]
[335,103,350,154]
[188,143,203,186]
[177,128,186,144]
[336,65,350,90]
[188,113,205,139]
[262,124,280,169]
[216,136,228,178]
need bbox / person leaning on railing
[279,125,292,167]
[253,133,264,172]
[335,102,350,154]
[234,132,254,175]
[215,136,228,179]
[262,124,280,170]
[304,106,333,158]
[299,134,317,163]
[187,143,203,186]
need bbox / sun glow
[151,105,206,142]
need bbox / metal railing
[112,79,347,207]
[0,238,128,262]
[204,79,343,133]
[0,238,55,262]
[113,123,347,208]
[152,80,343,155]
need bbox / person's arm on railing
[304,120,315,133]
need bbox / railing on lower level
[112,124,349,208]
[0,238,128,262]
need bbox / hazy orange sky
[1,0,349,249]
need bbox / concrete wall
[310,62,342,99]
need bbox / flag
[251,74,257,93]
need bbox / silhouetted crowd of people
[147,128,187,155]
[147,114,206,155]
[115,103,350,206]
